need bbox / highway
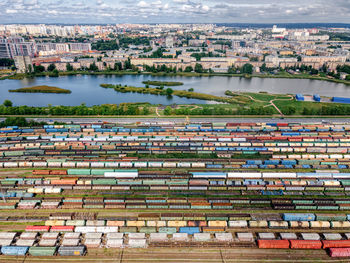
[1,117,350,124]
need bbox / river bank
[2,70,350,86]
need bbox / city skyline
[1,0,350,24]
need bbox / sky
[1,0,350,24]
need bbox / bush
[3,100,13,107]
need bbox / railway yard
[2,120,350,261]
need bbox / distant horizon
[0,22,350,28]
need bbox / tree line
[1,101,151,116]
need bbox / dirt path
[237,93,294,116]
[155,107,160,117]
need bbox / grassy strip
[100,84,246,104]
[142,80,183,86]
[9,85,71,94]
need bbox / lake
[0,74,349,106]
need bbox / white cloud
[6,9,18,13]
[137,1,148,7]
[202,5,209,12]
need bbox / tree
[260,63,267,72]
[89,62,98,71]
[66,63,73,71]
[51,69,59,77]
[47,64,56,72]
[27,64,32,73]
[165,88,174,96]
[227,67,236,74]
[164,106,172,115]
[114,62,122,71]
[194,63,203,73]
[124,58,132,70]
[33,65,45,73]
[3,100,13,107]
[184,66,193,72]
[241,63,253,74]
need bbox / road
[1,117,350,124]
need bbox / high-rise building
[0,37,35,58]
[14,56,32,73]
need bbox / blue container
[281,160,297,165]
[1,246,29,256]
[242,165,258,169]
[246,160,262,165]
[332,97,350,104]
[179,227,200,234]
[264,160,280,165]
[283,213,315,221]
[296,94,304,101]
[313,94,321,102]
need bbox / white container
[16,239,35,246]
[84,238,101,248]
[85,233,102,239]
[105,172,138,178]
[149,233,168,242]
[215,233,233,242]
[39,239,57,247]
[41,232,59,240]
[228,173,261,178]
[172,233,189,242]
[0,239,13,246]
[96,226,118,233]
[301,233,320,240]
[128,239,147,248]
[258,233,275,240]
[106,239,123,248]
[228,221,248,228]
[62,162,76,168]
[20,232,37,240]
[4,162,18,168]
[323,233,342,240]
[0,232,16,239]
[310,221,331,229]
[64,232,81,239]
[75,227,96,233]
[33,162,47,167]
[128,233,145,239]
[106,233,123,239]
[193,233,211,242]
[262,173,296,178]
[280,233,297,240]
[236,233,254,242]
[86,220,105,227]
[61,238,80,246]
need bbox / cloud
[137,1,148,7]
[6,9,18,14]
[0,0,349,23]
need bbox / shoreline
[2,70,350,86]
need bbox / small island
[142,80,183,86]
[9,85,71,94]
